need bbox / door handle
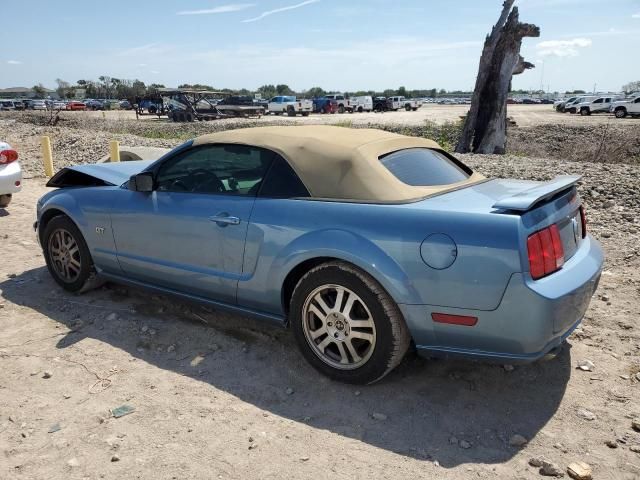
[209,213,240,226]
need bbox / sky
[1,0,639,93]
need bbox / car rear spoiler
[492,175,581,211]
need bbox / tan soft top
[193,126,485,202]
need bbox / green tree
[32,84,47,98]
[622,81,640,94]
[306,86,326,98]
[55,78,72,99]
[276,84,293,95]
[257,84,277,99]
[397,86,407,97]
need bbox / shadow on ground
[1,268,571,467]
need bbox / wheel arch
[277,231,422,318]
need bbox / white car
[610,95,640,118]
[31,100,47,110]
[575,95,619,116]
[0,141,21,208]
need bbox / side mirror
[128,172,154,192]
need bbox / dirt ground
[57,104,640,127]
[1,117,640,479]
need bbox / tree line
[33,76,640,100]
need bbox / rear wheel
[0,194,11,208]
[615,108,627,118]
[338,105,345,114]
[290,261,410,384]
[287,106,296,117]
[42,216,95,292]
[580,108,590,116]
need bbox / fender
[271,228,422,306]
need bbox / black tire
[0,194,11,208]
[615,108,627,119]
[580,108,590,116]
[42,215,95,293]
[405,104,412,111]
[338,105,345,114]
[287,106,296,117]
[148,106,157,114]
[302,112,310,117]
[290,261,411,384]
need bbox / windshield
[380,148,471,186]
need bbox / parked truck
[324,94,351,113]
[313,97,338,114]
[609,95,640,118]
[268,96,312,116]
[387,96,420,111]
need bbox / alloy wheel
[48,228,82,282]
[301,284,377,370]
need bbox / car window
[258,156,310,198]
[156,145,274,195]
[380,148,471,186]
[635,98,640,103]
[593,98,603,104]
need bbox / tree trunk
[455,2,540,154]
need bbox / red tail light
[579,205,587,238]
[527,224,564,280]
[0,149,18,165]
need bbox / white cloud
[242,0,320,23]
[177,4,255,15]
[7,60,22,65]
[632,12,640,18]
[536,37,592,57]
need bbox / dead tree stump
[455,1,539,154]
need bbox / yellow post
[109,140,120,163]
[41,136,54,178]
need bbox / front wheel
[290,261,411,384]
[42,216,96,292]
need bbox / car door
[110,144,275,304]
[632,97,640,114]
[591,97,603,112]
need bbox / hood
[47,160,155,188]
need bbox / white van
[350,96,373,113]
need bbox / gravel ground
[1,116,639,479]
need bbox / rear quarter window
[380,148,471,186]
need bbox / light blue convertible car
[36,126,603,384]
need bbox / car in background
[313,97,338,114]
[373,96,389,112]
[268,96,313,116]
[51,100,67,110]
[66,101,86,111]
[12,99,25,110]
[0,141,21,208]
[119,100,132,110]
[85,99,105,111]
[35,126,603,384]
[350,96,373,113]
[30,100,47,110]
[0,100,16,111]
[574,96,617,116]
[563,96,597,114]
[610,95,640,118]
[387,96,419,111]
[324,94,352,113]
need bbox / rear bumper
[401,235,603,363]
[0,161,22,195]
